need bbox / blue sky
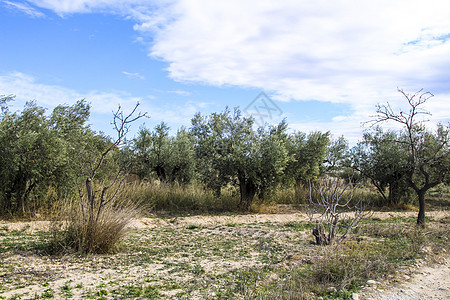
[1,0,449,143]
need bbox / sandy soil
[2,210,448,233]
[0,210,449,299]
[360,259,450,299]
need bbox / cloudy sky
[1,0,449,142]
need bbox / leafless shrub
[308,177,372,245]
[49,104,146,254]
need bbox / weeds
[312,240,392,291]
[0,209,448,299]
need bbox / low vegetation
[0,209,448,299]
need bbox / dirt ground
[2,210,449,233]
[0,209,449,299]
[360,259,450,299]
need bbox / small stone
[420,246,432,254]
[403,275,410,280]
[327,286,337,292]
[366,280,377,286]
[351,293,359,300]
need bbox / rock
[327,287,337,292]
[366,280,377,286]
[420,246,432,254]
[403,275,410,280]
[351,293,360,300]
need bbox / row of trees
[131,108,339,211]
[0,96,100,215]
[1,90,449,224]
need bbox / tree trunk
[328,215,339,244]
[388,181,400,205]
[417,190,426,226]
[86,177,94,212]
[20,181,36,215]
[12,172,29,215]
[155,165,166,182]
[239,177,256,211]
[313,222,328,245]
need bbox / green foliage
[285,131,330,201]
[350,128,413,205]
[190,108,291,210]
[132,123,196,184]
[370,89,450,224]
[0,99,92,217]
[325,135,349,175]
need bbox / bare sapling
[308,177,372,245]
[366,89,449,226]
[69,103,147,253]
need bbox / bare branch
[308,177,372,245]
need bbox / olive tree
[132,123,196,184]
[191,108,290,210]
[350,128,411,205]
[285,131,330,197]
[369,89,449,225]
[0,99,90,216]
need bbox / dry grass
[0,210,449,299]
[122,181,239,213]
[312,240,394,291]
[48,197,139,254]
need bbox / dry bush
[48,195,139,254]
[67,199,139,254]
[308,177,372,245]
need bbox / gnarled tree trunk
[417,189,426,226]
[238,176,256,211]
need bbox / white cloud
[167,90,191,96]
[122,71,146,80]
[0,72,140,114]
[138,1,450,102]
[24,1,450,102]
[0,72,208,134]
[4,1,45,18]
[18,0,450,140]
[25,0,143,15]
